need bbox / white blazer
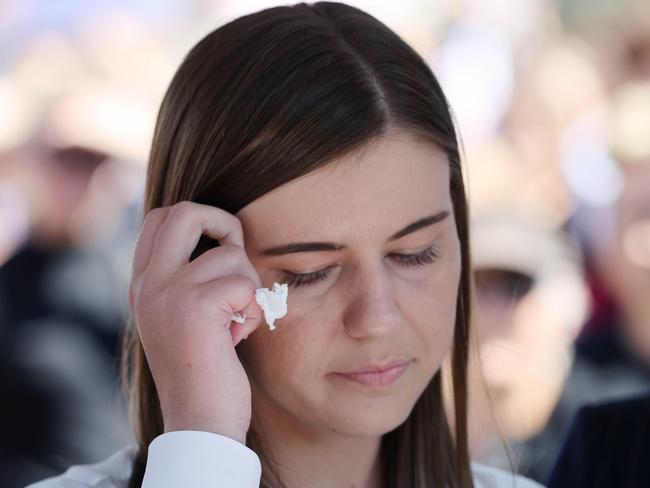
[26,430,546,488]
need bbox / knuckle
[171,200,194,218]
[220,243,245,256]
[231,275,256,293]
[229,214,243,232]
[218,278,256,308]
[140,213,155,231]
[144,206,166,222]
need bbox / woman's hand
[129,201,263,444]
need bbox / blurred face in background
[18,139,107,248]
[235,127,462,442]
[468,265,579,450]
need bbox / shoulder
[26,444,137,488]
[471,462,546,488]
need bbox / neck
[249,384,383,488]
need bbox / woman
[28,2,544,487]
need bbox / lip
[335,359,411,387]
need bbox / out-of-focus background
[1,0,649,486]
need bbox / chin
[315,395,416,438]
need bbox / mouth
[334,359,412,387]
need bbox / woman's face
[235,128,461,437]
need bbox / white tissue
[255,282,288,330]
[230,282,288,331]
[230,312,247,324]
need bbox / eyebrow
[260,210,450,256]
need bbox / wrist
[163,417,249,445]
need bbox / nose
[342,261,405,339]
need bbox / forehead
[236,130,451,244]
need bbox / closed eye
[279,243,440,288]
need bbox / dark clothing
[547,393,650,488]
[0,240,134,486]
[576,322,650,383]
[0,241,126,356]
[507,321,650,483]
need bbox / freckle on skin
[186,362,192,371]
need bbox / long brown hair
[120,2,473,486]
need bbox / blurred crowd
[1,0,649,486]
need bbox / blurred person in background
[467,212,589,482]
[562,80,650,400]
[468,75,650,487]
[537,8,650,483]
[464,139,590,484]
[0,79,146,485]
[0,81,32,266]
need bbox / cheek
[406,253,461,356]
[412,286,457,351]
[238,302,331,387]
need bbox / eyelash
[279,243,440,288]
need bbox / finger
[230,295,267,346]
[149,201,244,278]
[200,275,264,339]
[131,206,172,282]
[181,244,263,287]
[230,300,263,346]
